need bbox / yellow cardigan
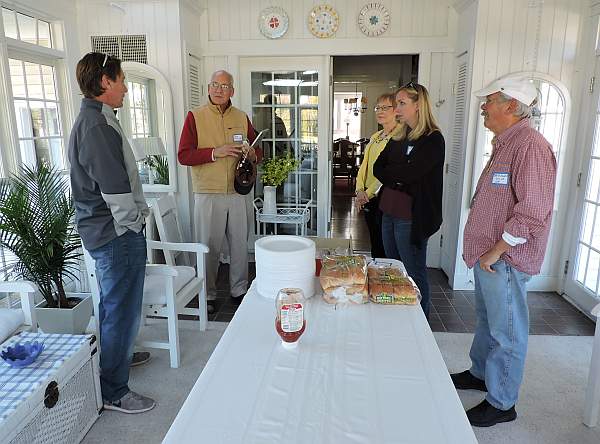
[355,125,402,199]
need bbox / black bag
[234,153,257,195]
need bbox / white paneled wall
[206,0,449,41]
[472,0,584,91]
[75,0,183,88]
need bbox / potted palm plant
[260,154,300,214]
[144,155,169,185]
[0,163,92,334]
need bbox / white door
[441,54,469,279]
[239,57,331,237]
[327,56,334,236]
[564,57,600,315]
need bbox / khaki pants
[194,193,248,298]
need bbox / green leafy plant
[260,155,300,187]
[144,155,169,185]
[0,163,81,308]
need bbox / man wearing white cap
[451,77,557,427]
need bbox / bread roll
[367,266,406,281]
[323,281,368,304]
[319,255,367,289]
[368,275,419,305]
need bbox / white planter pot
[35,292,93,335]
[263,185,277,215]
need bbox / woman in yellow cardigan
[355,93,401,258]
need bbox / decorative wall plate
[358,3,390,37]
[258,6,289,39]
[308,4,339,39]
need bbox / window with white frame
[333,92,362,142]
[0,7,67,287]
[116,76,167,185]
[126,79,152,139]
[1,7,66,172]
[2,7,53,48]
[9,58,65,169]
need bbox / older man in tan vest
[178,70,259,309]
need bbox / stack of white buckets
[255,236,315,299]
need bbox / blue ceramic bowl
[1,341,45,368]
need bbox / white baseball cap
[474,77,538,106]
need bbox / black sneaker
[450,370,487,391]
[467,399,517,427]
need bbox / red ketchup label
[276,303,306,343]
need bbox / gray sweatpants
[194,193,249,298]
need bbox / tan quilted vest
[190,101,249,193]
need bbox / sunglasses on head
[87,52,111,68]
[403,81,423,91]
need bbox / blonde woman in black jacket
[373,83,445,318]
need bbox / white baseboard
[527,276,560,292]
[450,273,560,292]
[450,273,474,290]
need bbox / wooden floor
[330,178,371,252]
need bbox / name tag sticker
[233,134,243,143]
[492,172,510,186]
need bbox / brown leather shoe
[130,351,151,367]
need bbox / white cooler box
[0,332,102,444]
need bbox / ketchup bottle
[275,288,306,349]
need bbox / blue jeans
[381,215,430,317]
[88,230,147,402]
[469,260,531,410]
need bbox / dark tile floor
[426,269,595,336]
[331,179,371,253]
[205,262,257,323]
[200,180,596,336]
[205,263,595,336]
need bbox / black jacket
[373,130,445,246]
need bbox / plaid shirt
[463,118,557,275]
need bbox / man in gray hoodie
[68,52,155,414]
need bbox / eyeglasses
[208,81,233,91]
[374,105,394,112]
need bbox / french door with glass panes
[239,57,331,237]
[564,57,600,314]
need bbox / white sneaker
[103,391,156,414]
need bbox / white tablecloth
[164,280,477,444]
